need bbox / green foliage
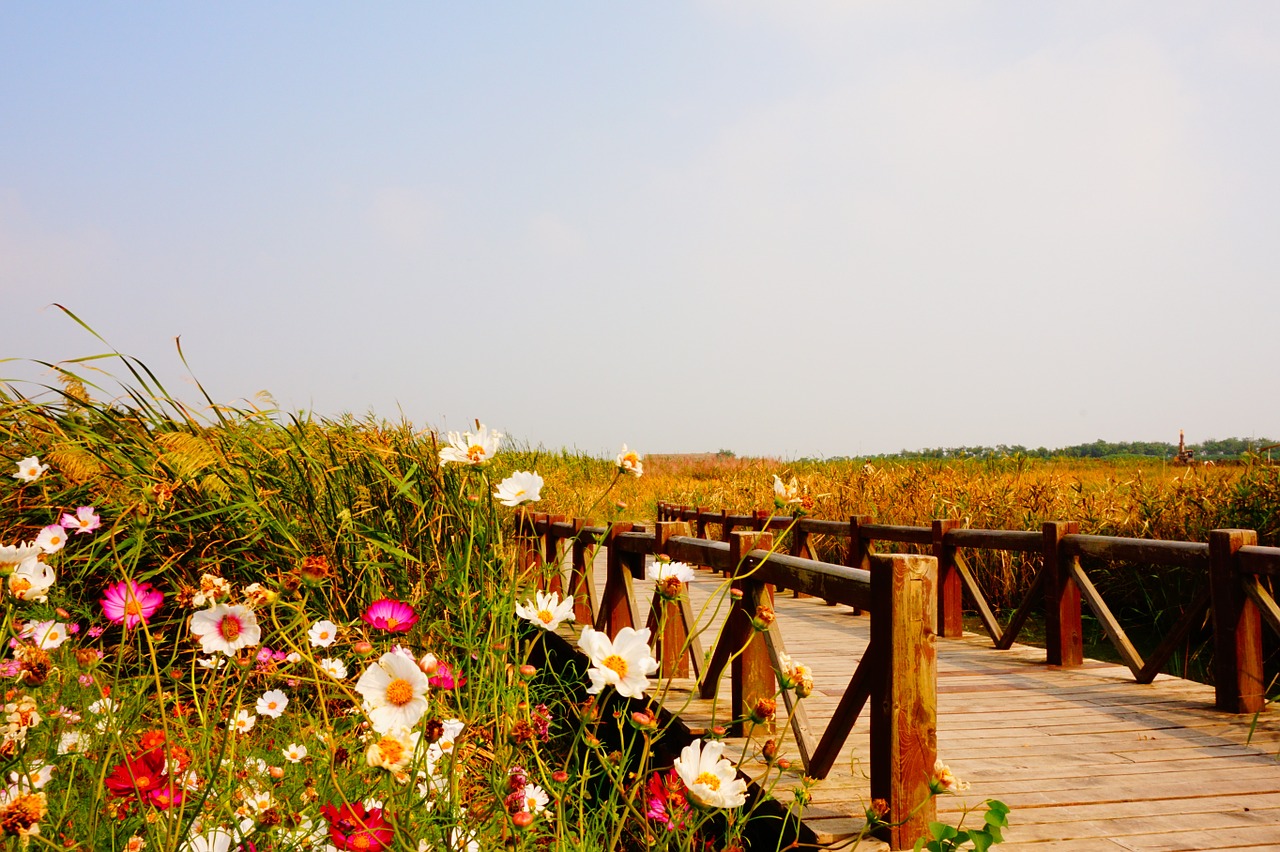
[915,799,1010,852]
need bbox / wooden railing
[514,509,939,849]
[656,503,1280,714]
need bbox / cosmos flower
[493,470,544,506]
[255,689,288,719]
[320,801,394,852]
[19,620,71,650]
[772,474,801,506]
[615,444,643,477]
[60,506,101,535]
[438,424,502,466]
[646,560,695,584]
[515,590,575,631]
[366,727,421,773]
[672,738,748,809]
[180,828,236,852]
[101,580,164,630]
[362,598,418,633]
[34,525,66,555]
[320,658,348,679]
[355,651,430,734]
[577,626,658,699]
[427,661,462,690]
[233,709,256,734]
[521,782,551,817]
[0,542,41,570]
[12,457,49,483]
[104,747,169,800]
[931,759,970,793]
[283,743,308,763]
[190,603,262,656]
[8,557,55,602]
[308,619,339,647]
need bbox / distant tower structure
[1174,430,1195,465]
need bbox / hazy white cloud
[363,187,442,253]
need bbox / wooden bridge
[515,506,1280,850]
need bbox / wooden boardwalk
[580,551,1280,851]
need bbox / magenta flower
[428,660,464,690]
[362,598,418,633]
[100,580,164,629]
[60,506,102,535]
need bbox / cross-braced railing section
[657,503,1280,714]
[513,509,940,849]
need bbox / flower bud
[512,811,534,828]
[551,770,569,784]
[353,640,374,656]
[629,710,658,732]
[519,664,537,680]
[749,698,777,725]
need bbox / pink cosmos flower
[362,598,418,633]
[60,506,102,535]
[100,580,165,630]
[428,660,464,690]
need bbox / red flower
[104,747,169,800]
[320,801,393,851]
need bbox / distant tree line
[861,437,1278,462]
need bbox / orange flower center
[11,578,31,593]
[384,616,399,629]
[537,610,554,624]
[124,599,144,617]
[135,775,151,789]
[467,444,485,462]
[385,678,415,706]
[219,616,241,641]
[694,772,721,790]
[377,737,405,764]
[350,836,372,852]
[601,654,628,679]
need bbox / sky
[3,2,1278,458]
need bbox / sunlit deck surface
[574,550,1280,851]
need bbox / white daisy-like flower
[355,651,430,734]
[577,626,658,699]
[438,424,502,466]
[282,743,308,764]
[19,619,70,650]
[255,689,288,719]
[190,603,262,656]
[515,590,575,631]
[12,456,49,483]
[493,470,543,506]
[34,524,66,554]
[57,730,86,754]
[181,828,236,852]
[646,560,695,584]
[0,542,41,570]
[522,782,551,817]
[772,474,801,505]
[366,727,421,772]
[319,657,348,679]
[307,619,339,647]
[8,556,55,602]
[615,444,643,477]
[673,738,748,809]
[232,709,256,734]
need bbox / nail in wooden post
[1043,521,1082,666]
[870,552,938,850]
[933,519,964,638]
[1210,529,1264,713]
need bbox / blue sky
[4,2,1278,457]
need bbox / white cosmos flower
[355,651,430,734]
[8,556,55,602]
[12,456,49,483]
[493,470,544,506]
[0,542,41,570]
[319,657,348,679]
[522,783,551,816]
[181,828,236,852]
[515,590,575,631]
[282,743,308,763]
[366,727,421,772]
[307,619,339,647]
[255,689,288,718]
[34,524,66,554]
[773,474,801,505]
[615,444,643,477]
[233,709,257,734]
[673,738,748,809]
[438,424,502,466]
[646,560,695,584]
[190,603,262,656]
[577,626,658,699]
[20,619,70,650]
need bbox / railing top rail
[859,523,934,546]
[1238,545,1280,576]
[945,528,1043,553]
[743,548,874,610]
[1062,534,1210,567]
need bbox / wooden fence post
[1210,529,1264,713]
[541,515,566,594]
[731,530,775,736]
[870,552,938,850]
[695,506,709,539]
[568,519,597,626]
[1043,521,1082,667]
[846,514,872,613]
[650,521,694,677]
[594,523,638,637]
[933,519,964,638]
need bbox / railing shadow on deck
[514,509,939,850]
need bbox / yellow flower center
[11,578,31,593]
[219,616,241,641]
[267,701,278,710]
[318,630,330,640]
[350,836,372,851]
[135,775,151,789]
[384,616,399,629]
[601,654,629,679]
[694,772,721,790]
[467,444,485,462]
[537,610,554,624]
[124,599,144,617]
[385,677,415,706]
[377,737,405,764]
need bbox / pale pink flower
[12,457,48,483]
[60,507,101,535]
